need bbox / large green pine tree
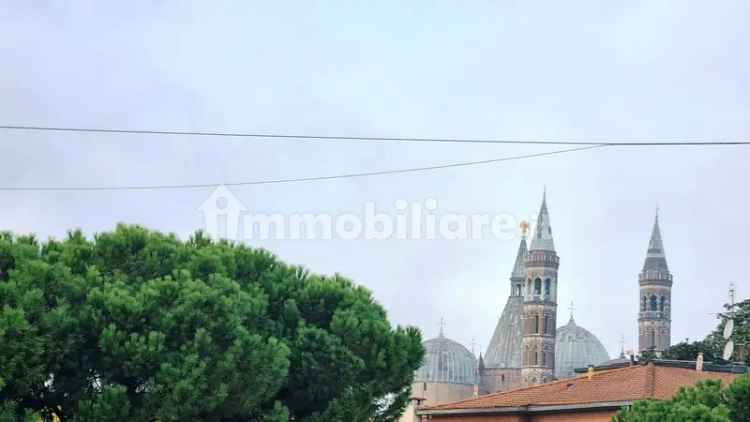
[0,226,424,421]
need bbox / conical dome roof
[484,237,527,368]
[554,318,610,379]
[484,296,523,368]
[415,333,477,385]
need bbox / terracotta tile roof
[426,363,740,411]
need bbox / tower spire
[511,229,528,280]
[530,190,555,252]
[643,210,668,272]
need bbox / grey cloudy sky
[1,1,749,359]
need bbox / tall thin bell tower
[521,191,559,385]
[638,210,672,354]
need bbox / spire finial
[568,301,575,322]
[439,317,446,337]
[619,334,626,358]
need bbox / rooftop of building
[418,360,747,417]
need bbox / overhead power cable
[0,145,605,192]
[2,125,750,146]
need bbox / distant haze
[1,2,749,358]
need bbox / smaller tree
[638,348,658,362]
[725,374,750,422]
[613,375,750,422]
[662,340,720,362]
[613,380,730,422]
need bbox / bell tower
[521,191,559,385]
[638,210,672,354]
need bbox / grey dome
[554,318,610,379]
[415,333,477,385]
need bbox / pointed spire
[642,209,669,272]
[529,190,555,252]
[511,233,528,280]
[438,317,446,338]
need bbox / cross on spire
[568,301,575,321]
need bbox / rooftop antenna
[722,283,736,361]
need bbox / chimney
[696,352,704,372]
[587,366,595,380]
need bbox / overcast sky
[1,1,749,359]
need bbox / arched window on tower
[650,295,658,312]
[641,296,647,311]
[534,278,542,296]
[660,296,666,312]
[534,315,540,334]
[650,331,656,349]
[533,346,538,365]
[544,279,551,298]
[549,321,555,336]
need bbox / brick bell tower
[638,210,672,354]
[521,191,559,385]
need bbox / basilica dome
[415,332,477,385]
[554,317,610,379]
